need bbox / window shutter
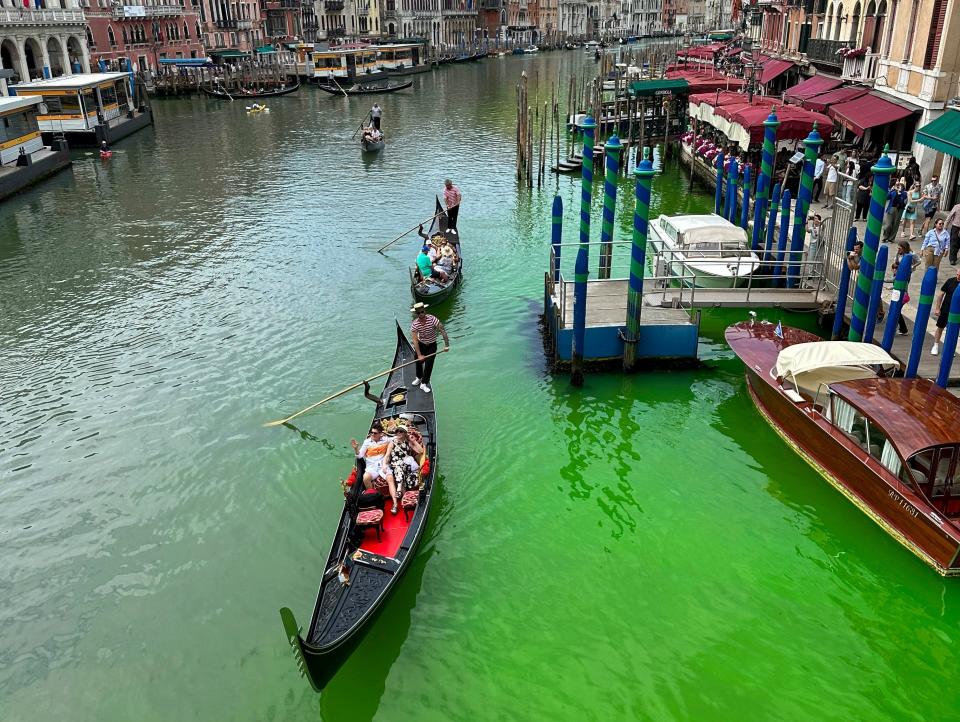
[923,0,947,69]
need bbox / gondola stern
[279,606,324,693]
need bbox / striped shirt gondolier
[411,314,440,345]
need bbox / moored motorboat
[522,45,539,54]
[726,320,960,576]
[279,323,438,691]
[648,213,760,288]
[410,198,462,305]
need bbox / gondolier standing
[410,302,450,394]
[371,103,382,130]
[443,179,462,231]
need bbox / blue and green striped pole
[831,228,858,339]
[624,149,656,372]
[714,152,725,215]
[599,135,622,279]
[763,182,782,265]
[936,288,960,387]
[751,174,768,250]
[775,189,792,284]
[863,244,888,344]
[881,252,914,351]
[753,109,779,248]
[787,125,823,288]
[849,149,895,341]
[906,267,938,377]
[740,164,752,230]
[572,115,596,387]
[551,195,563,284]
[724,157,738,223]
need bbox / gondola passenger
[383,427,424,514]
[350,420,392,490]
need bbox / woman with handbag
[920,174,943,235]
[890,241,918,335]
[901,181,921,239]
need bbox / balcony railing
[237,19,253,28]
[806,38,853,69]
[112,4,185,18]
[841,51,880,83]
[215,18,238,28]
[326,26,346,36]
[324,0,344,10]
[0,7,84,25]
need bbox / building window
[108,26,116,46]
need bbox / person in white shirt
[823,158,839,209]
[812,154,826,203]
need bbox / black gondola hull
[410,197,463,305]
[316,80,413,96]
[201,82,300,99]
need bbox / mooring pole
[906,266,938,377]
[740,164,752,230]
[714,151,725,215]
[863,243,888,344]
[881,252,914,352]
[831,228,858,340]
[849,148,894,341]
[936,287,960,387]
[599,135,622,279]
[753,108,779,250]
[552,194,563,284]
[787,124,823,289]
[724,157,738,224]
[775,189,792,284]
[623,149,656,372]
[764,182,782,265]
[571,115,596,388]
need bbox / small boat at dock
[279,323,439,690]
[316,80,413,96]
[410,198,462,305]
[648,213,759,288]
[726,320,960,576]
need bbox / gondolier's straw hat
[410,302,429,313]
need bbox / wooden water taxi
[280,323,438,691]
[648,213,760,288]
[410,198,462,305]
[726,321,960,576]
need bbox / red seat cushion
[401,490,419,508]
[373,476,390,494]
[357,509,384,525]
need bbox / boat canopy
[776,341,897,378]
[658,214,748,245]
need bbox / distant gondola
[279,323,438,692]
[410,197,462,305]
[316,80,413,96]
[201,81,300,99]
[361,134,385,152]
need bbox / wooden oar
[377,211,445,254]
[263,350,447,428]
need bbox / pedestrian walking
[931,266,960,355]
[855,170,872,221]
[945,200,960,264]
[920,174,943,235]
[443,179,462,231]
[409,302,450,394]
[881,179,907,242]
[902,181,921,239]
[891,241,918,336]
[921,217,949,271]
[823,157,838,208]
[370,102,382,130]
[812,153,825,203]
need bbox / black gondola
[279,323,438,692]
[201,81,300,99]
[316,80,413,96]
[410,197,462,305]
[361,134,385,152]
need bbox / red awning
[760,58,794,85]
[689,90,754,107]
[666,69,745,93]
[784,75,842,103]
[803,86,869,113]
[828,92,916,137]
[718,102,833,145]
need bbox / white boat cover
[775,341,898,378]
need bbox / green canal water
[2,51,960,721]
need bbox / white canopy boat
[648,213,760,288]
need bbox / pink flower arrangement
[836,46,868,58]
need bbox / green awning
[210,49,250,58]
[628,78,689,97]
[255,44,276,54]
[916,109,960,159]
